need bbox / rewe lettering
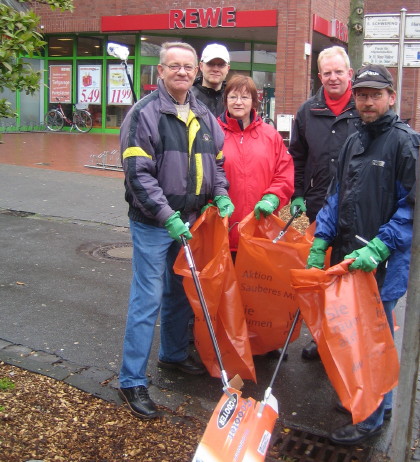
[169,7,236,29]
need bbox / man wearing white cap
[191,43,230,117]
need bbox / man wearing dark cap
[191,43,230,117]
[306,63,419,445]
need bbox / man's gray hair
[160,41,198,66]
[318,45,350,71]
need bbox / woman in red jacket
[218,75,294,253]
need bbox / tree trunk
[348,0,365,72]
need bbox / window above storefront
[48,37,74,57]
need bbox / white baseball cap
[201,44,230,64]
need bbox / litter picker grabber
[272,208,301,243]
[181,234,278,461]
[180,234,234,397]
[257,308,300,417]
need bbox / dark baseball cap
[352,64,394,90]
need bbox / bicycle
[44,98,93,133]
[258,85,276,128]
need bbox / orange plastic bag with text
[173,206,256,382]
[290,262,399,424]
[234,212,315,355]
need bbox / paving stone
[0,339,13,349]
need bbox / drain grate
[267,428,372,462]
[89,242,132,261]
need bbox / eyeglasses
[355,92,385,102]
[160,63,197,73]
[227,95,252,102]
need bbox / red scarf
[324,81,352,116]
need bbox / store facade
[5,1,419,133]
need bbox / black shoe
[264,349,288,360]
[158,355,206,375]
[118,386,159,419]
[336,401,392,421]
[329,423,382,446]
[301,340,319,360]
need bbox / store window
[77,36,103,57]
[46,61,72,118]
[48,37,74,57]
[106,60,134,128]
[253,43,277,65]
[77,60,102,127]
[107,35,136,57]
[140,65,159,99]
[140,35,178,57]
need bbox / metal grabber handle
[272,208,301,243]
[180,235,233,398]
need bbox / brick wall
[33,0,419,130]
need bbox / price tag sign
[108,64,133,105]
[78,65,102,105]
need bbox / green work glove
[254,194,280,220]
[307,238,329,269]
[214,195,235,218]
[200,202,215,214]
[344,237,390,272]
[164,211,192,242]
[290,196,306,217]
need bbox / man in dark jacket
[118,41,234,420]
[289,45,360,360]
[191,43,230,117]
[307,64,418,445]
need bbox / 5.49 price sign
[78,65,102,105]
[108,64,134,105]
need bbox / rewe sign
[169,7,236,29]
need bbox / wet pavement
[0,132,419,461]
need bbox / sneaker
[301,340,319,360]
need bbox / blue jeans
[119,220,193,388]
[358,299,397,431]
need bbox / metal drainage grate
[90,242,132,262]
[267,428,372,462]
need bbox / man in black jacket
[191,43,230,117]
[289,45,360,360]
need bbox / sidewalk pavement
[0,132,419,461]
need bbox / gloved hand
[290,196,306,217]
[164,211,192,242]
[345,237,390,272]
[200,202,214,214]
[307,238,329,269]
[214,195,234,218]
[254,194,280,220]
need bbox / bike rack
[84,149,123,172]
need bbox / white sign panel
[364,15,400,39]
[405,15,420,39]
[78,65,102,105]
[363,42,399,67]
[108,64,134,105]
[404,43,420,66]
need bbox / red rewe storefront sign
[101,8,277,32]
[170,7,236,28]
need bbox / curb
[0,338,215,425]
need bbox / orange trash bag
[173,206,256,382]
[234,212,314,355]
[290,261,399,424]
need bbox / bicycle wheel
[44,110,64,131]
[73,110,93,133]
[264,117,276,128]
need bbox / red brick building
[8,0,420,132]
